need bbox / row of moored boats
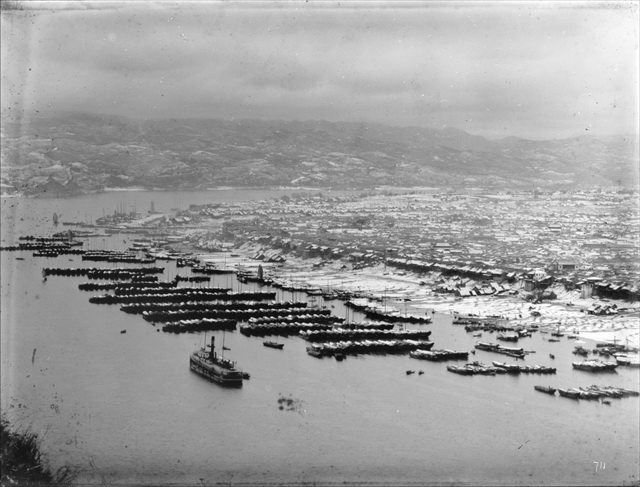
[299,329,432,342]
[306,339,434,358]
[535,384,639,401]
[43,266,164,278]
[89,291,276,304]
[447,361,555,376]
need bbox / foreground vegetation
[1,415,71,485]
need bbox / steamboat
[190,336,245,387]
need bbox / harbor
[1,192,639,486]
[2,4,638,484]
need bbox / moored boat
[614,353,640,367]
[410,349,468,361]
[475,341,525,358]
[550,325,564,337]
[572,346,590,356]
[446,365,474,375]
[493,361,556,374]
[446,361,506,376]
[263,340,284,350]
[492,361,520,373]
[557,388,580,399]
[534,385,557,395]
[572,360,618,372]
[306,346,324,358]
[190,336,244,387]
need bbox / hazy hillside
[1,112,638,195]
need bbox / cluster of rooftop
[120,189,640,298]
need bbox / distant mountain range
[1,112,638,195]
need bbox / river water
[1,191,638,486]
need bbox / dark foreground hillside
[0,415,71,485]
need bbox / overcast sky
[1,1,638,139]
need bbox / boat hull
[557,388,580,399]
[572,361,618,372]
[534,385,556,395]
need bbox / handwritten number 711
[594,462,605,472]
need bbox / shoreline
[195,242,640,348]
[3,186,358,199]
